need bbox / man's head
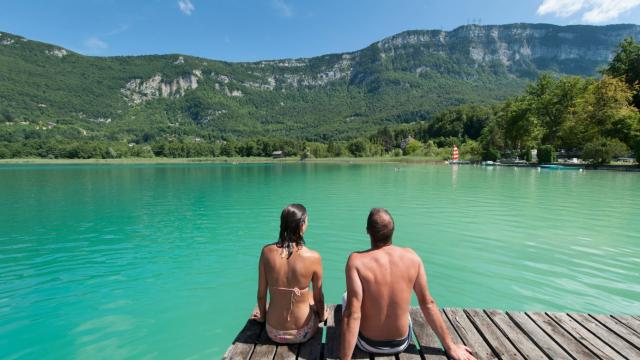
[366,208,395,247]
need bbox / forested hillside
[1,23,639,159]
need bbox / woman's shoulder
[261,243,279,254]
[299,246,321,260]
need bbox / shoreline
[0,156,447,165]
[1,157,638,171]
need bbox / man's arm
[340,255,363,360]
[413,257,475,360]
[254,248,268,322]
[311,253,326,321]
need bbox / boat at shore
[539,164,582,170]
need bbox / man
[340,208,475,360]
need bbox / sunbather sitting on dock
[340,208,475,360]
[251,204,326,344]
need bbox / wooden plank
[223,319,264,360]
[324,305,340,360]
[324,304,370,360]
[506,311,571,360]
[297,318,324,360]
[526,312,597,359]
[439,309,463,344]
[444,308,496,360]
[273,344,299,360]
[592,314,640,348]
[570,313,640,358]
[371,355,393,360]
[612,316,640,336]
[397,336,422,360]
[251,326,278,360]
[408,307,447,359]
[484,310,548,360]
[465,309,524,359]
[546,312,625,360]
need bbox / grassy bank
[0,156,448,165]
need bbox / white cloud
[84,37,108,52]
[272,0,292,17]
[178,0,195,15]
[537,0,640,23]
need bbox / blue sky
[1,0,639,61]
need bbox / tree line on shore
[1,39,639,164]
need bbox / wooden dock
[223,305,640,360]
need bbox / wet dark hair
[277,204,307,258]
[367,208,394,246]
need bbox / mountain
[1,23,639,141]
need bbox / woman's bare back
[261,244,322,330]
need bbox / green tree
[582,138,629,165]
[308,143,328,158]
[604,37,640,109]
[483,148,501,162]
[327,141,345,157]
[499,98,541,151]
[565,76,639,148]
[347,138,369,157]
[526,75,588,147]
[220,140,237,157]
[404,139,423,155]
[460,140,482,161]
[537,145,556,164]
[372,126,395,152]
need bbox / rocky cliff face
[373,24,640,76]
[121,71,202,105]
[112,23,640,104]
[1,23,639,138]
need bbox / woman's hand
[251,309,265,323]
[318,307,329,322]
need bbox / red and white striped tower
[452,145,459,161]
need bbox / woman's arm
[311,253,325,321]
[255,248,268,322]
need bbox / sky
[1,0,639,61]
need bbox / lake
[1,163,639,359]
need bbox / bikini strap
[270,286,308,321]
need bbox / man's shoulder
[396,245,418,255]
[346,250,368,267]
[392,245,421,262]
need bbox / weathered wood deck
[223,305,640,360]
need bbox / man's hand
[446,343,475,360]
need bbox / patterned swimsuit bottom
[266,286,319,344]
[266,310,319,344]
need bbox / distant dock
[223,305,640,360]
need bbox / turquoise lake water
[1,163,639,359]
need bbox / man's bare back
[340,208,475,360]
[347,245,419,339]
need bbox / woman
[252,204,326,344]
